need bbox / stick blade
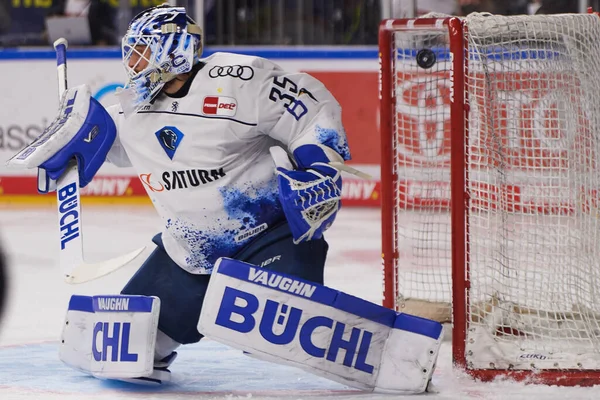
[329,162,373,180]
[64,246,146,284]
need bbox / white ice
[0,206,598,399]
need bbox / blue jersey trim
[123,110,258,126]
[0,47,378,60]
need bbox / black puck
[416,49,436,69]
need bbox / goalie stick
[52,38,145,284]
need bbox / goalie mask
[118,5,203,116]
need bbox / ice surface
[0,206,598,399]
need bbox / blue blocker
[121,221,328,344]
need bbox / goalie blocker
[198,258,443,394]
[6,84,116,193]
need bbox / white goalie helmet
[118,4,203,116]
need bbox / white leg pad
[59,294,160,379]
[198,258,443,394]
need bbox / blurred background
[0,0,596,47]
[0,0,598,364]
[0,0,597,331]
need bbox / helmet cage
[119,6,203,114]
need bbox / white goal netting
[390,13,600,370]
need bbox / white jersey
[106,52,350,274]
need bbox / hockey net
[379,12,600,384]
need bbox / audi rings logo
[208,65,254,81]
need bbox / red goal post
[379,12,600,385]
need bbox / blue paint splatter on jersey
[219,178,282,231]
[315,125,351,161]
[165,219,237,273]
[166,178,284,273]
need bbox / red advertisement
[3,68,594,211]
[391,66,596,213]
[307,71,380,165]
[392,69,589,168]
[0,176,382,207]
[0,71,384,206]
[0,176,145,197]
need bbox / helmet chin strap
[148,21,203,85]
[150,70,177,84]
[161,22,203,58]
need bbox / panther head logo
[155,126,184,160]
[160,129,178,150]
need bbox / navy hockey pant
[121,221,328,344]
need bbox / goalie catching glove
[6,84,116,193]
[273,144,343,244]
